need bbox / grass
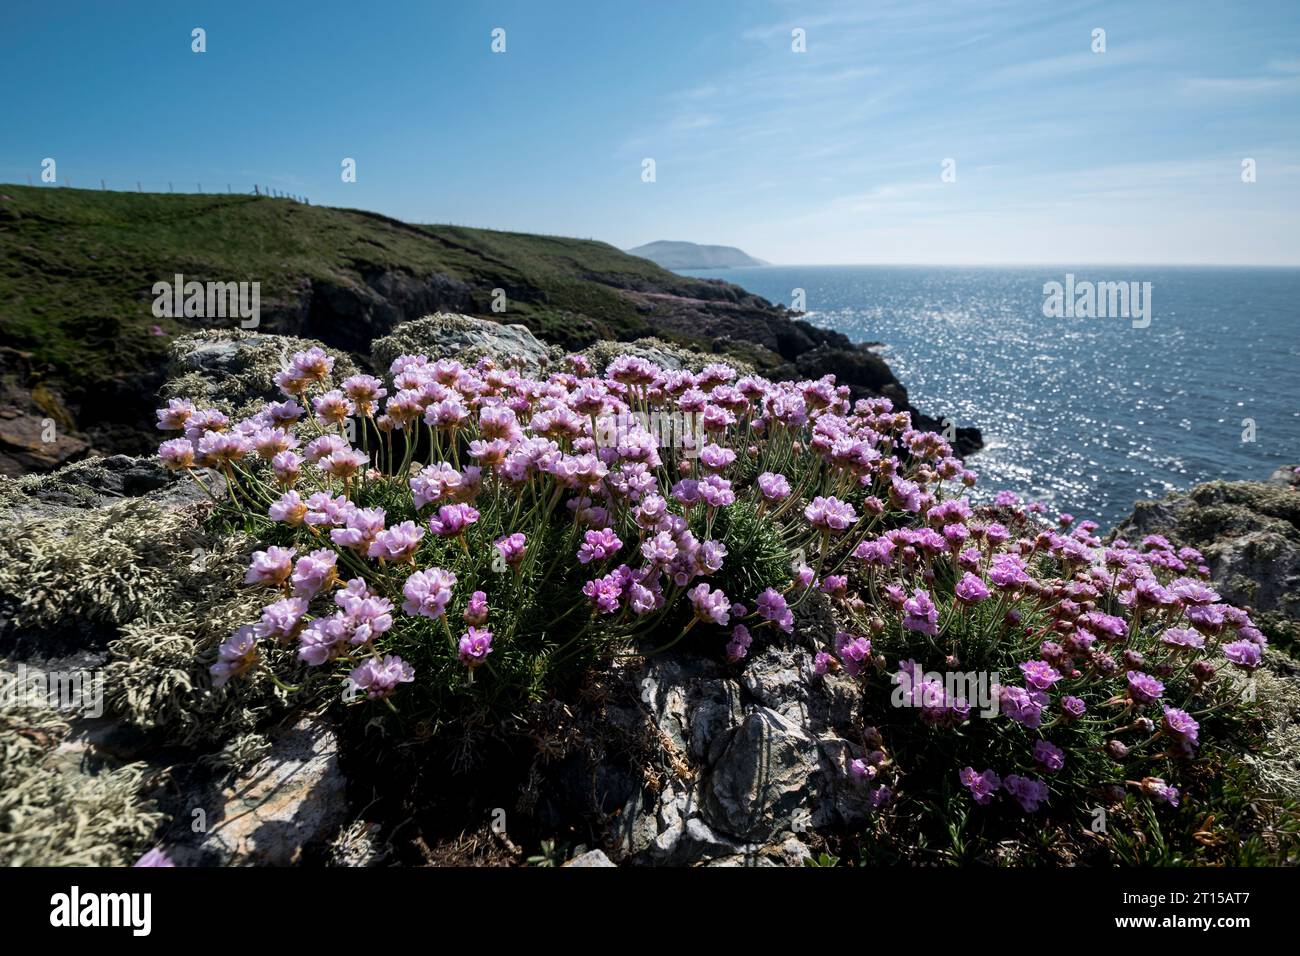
[0,184,758,424]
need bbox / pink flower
[341,374,387,414]
[428,503,480,536]
[804,495,857,532]
[367,520,425,562]
[348,655,414,700]
[134,848,174,867]
[269,490,308,525]
[271,450,303,485]
[210,626,257,688]
[641,531,679,566]
[401,567,457,619]
[331,507,386,552]
[902,589,938,636]
[1224,639,1262,670]
[158,437,195,470]
[757,472,791,501]
[254,597,308,641]
[755,587,794,632]
[689,584,730,626]
[464,590,489,625]
[320,447,369,479]
[1002,774,1049,812]
[1162,706,1200,748]
[494,533,527,567]
[244,546,296,587]
[725,624,753,662]
[155,399,196,431]
[1019,660,1061,691]
[578,528,623,564]
[291,549,338,598]
[1033,740,1065,772]
[959,767,1001,805]
[954,572,990,604]
[458,627,494,667]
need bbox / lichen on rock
[370,313,559,373]
[161,329,358,421]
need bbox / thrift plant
[157,346,1270,842]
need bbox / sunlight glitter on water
[685,265,1300,528]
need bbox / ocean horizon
[681,264,1300,528]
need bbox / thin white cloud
[1182,72,1300,94]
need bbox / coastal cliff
[0,186,980,475]
[0,323,1295,867]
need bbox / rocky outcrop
[297,271,476,355]
[0,347,90,477]
[564,849,617,867]
[580,337,754,375]
[161,330,358,418]
[772,343,981,456]
[370,313,557,374]
[163,718,350,866]
[607,283,982,455]
[533,592,882,867]
[0,452,353,867]
[1269,465,1300,489]
[1112,474,1300,646]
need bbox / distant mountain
[626,240,768,270]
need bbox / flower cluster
[160,342,1265,837]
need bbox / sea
[679,265,1300,528]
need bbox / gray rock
[705,851,782,867]
[648,812,749,866]
[772,834,814,866]
[1111,479,1300,636]
[1268,464,1300,488]
[0,454,217,524]
[167,717,349,866]
[579,338,749,375]
[161,329,358,416]
[564,849,617,867]
[370,313,556,374]
[614,599,874,864]
[703,706,821,842]
[814,737,877,827]
[688,678,744,765]
[740,644,810,722]
[637,654,722,757]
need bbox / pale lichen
[580,337,755,376]
[0,700,163,866]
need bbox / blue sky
[3,0,1298,264]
